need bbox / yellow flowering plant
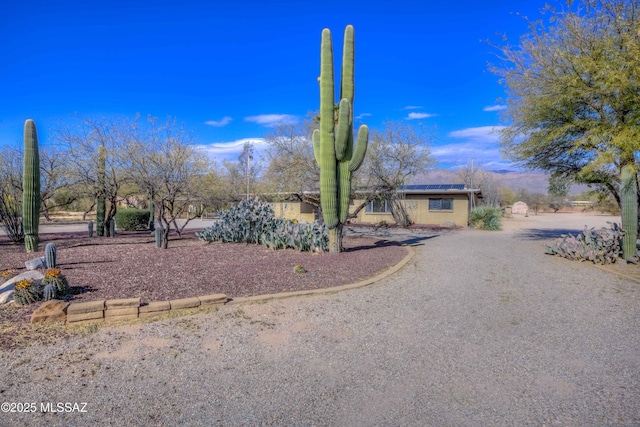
[14,278,41,305]
[42,268,69,297]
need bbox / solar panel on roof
[399,184,465,191]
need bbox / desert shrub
[114,209,150,231]
[196,198,328,252]
[545,222,623,264]
[470,206,502,230]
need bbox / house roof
[265,184,481,199]
[398,184,481,195]
[400,184,465,191]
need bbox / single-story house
[269,184,482,227]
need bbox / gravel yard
[1,212,638,426]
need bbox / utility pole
[470,158,476,210]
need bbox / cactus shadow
[396,235,439,247]
[516,228,584,240]
[344,235,438,251]
[68,285,98,296]
[59,260,116,268]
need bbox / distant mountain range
[410,168,588,195]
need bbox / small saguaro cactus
[154,225,163,248]
[43,283,56,301]
[96,145,106,237]
[45,242,57,268]
[23,119,41,253]
[148,193,155,231]
[88,220,94,237]
[621,163,638,260]
[313,25,368,253]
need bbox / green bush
[114,209,150,231]
[470,206,502,231]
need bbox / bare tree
[53,116,133,235]
[357,121,436,226]
[0,145,24,241]
[263,118,321,208]
[39,145,77,220]
[456,162,502,207]
[264,119,435,227]
[127,116,210,248]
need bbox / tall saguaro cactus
[621,163,638,260]
[96,144,106,237]
[23,119,41,252]
[312,25,369,253]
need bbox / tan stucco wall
[349,194,470,227]
[270,201,316,223]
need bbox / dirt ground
[502,211,639,283]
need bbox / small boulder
[25,257,46,270]
[31,300,70,324]
[0,287,13,304]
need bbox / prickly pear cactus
[195,198,328,252]
[545,222,623,264]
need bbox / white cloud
[448,125,506,144]
[244,114,297,126]
[204,116,233,127]
[406,112,437,120]
[197,138,267,161]
[431,142,512,168]
[483,105,507,112]
[430,125,511,168]
[355,113,372,120]
[403,105,423,110]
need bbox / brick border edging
[30,246,415,325]
[30,294,228,325]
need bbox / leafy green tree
[492,0,640,258]
[548,174,571,212]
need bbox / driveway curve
[2,213,638,426]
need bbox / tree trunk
[162,221,171,249]
[328,225,343,253]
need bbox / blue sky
[0,0,546,170]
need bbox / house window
[366,199,391,213]
[429,198,453,211]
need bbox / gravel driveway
[1,213,638,426]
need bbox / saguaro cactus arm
[349,125,369,172]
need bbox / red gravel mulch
[1,229,409,348]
